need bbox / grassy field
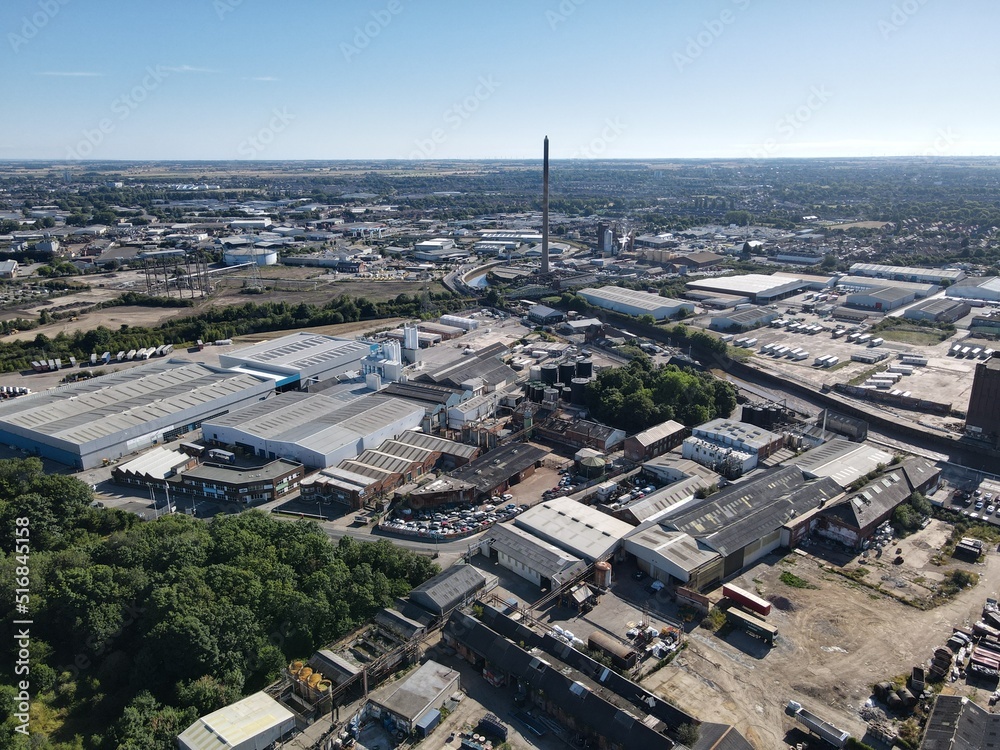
[878,326,953,346]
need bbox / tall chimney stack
[542,135,550,276]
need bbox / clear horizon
[3,0,997,161]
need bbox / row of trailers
[759,342,809,361]
[950,343,995,359]
[32,344,175,372]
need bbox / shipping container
[722,583,772,616]
[725,607,777,645]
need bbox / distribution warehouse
[202,391,425,468]
[576,287,694,320]
[217,332,375,388]
[0,360,273,469]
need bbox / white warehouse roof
[577,286,693,320]
[686,273,809,300]
[203,391,425,468]
[515,496,634,562]
[219,333,374,379]
[177,691,295,750]
[0,360,273,469]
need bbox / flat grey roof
[693,418,781,451]
[906,297,969,314]
[205,392,422,456]
[369,660,460,721]
[0,359,271,447]
[179,458,301,485]
[224,332,372,371]
[451,442,548,494]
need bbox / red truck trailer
[722,583,772,617]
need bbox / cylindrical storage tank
[594,561,612,588]
[290,660,304,675]
[541,364,558,384]
[580,456,605,478]
[559,362,576,383]
[571,378,589,405]
[576,360,593,378]
[768,406,780,426]
[529,365,542,381]
[532,382,545,402]
[561,387,572,402]
[543,387,559,403]
[298,667,313,682]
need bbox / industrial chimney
[542,135,550,275]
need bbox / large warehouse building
[946,276,1000,303]
[848,263,965,286]
[577,287,694,320]
[202,392,424,468]
[625,466,844,590]
[218,332,375,389]
[0,360,273,469]
[685,273,811,303]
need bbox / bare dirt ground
[641,521,1000,749]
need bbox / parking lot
[940,476,1000,525]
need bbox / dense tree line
[584,355,737,431]
[0,458,438,750]
[0,291,470,373]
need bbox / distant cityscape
[5,154,1000,750]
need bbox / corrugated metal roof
[225,332,372,369]
[177,692,294,750]
[205,392,424,456]
[0,360,270,446]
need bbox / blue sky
[2,0,997,160]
